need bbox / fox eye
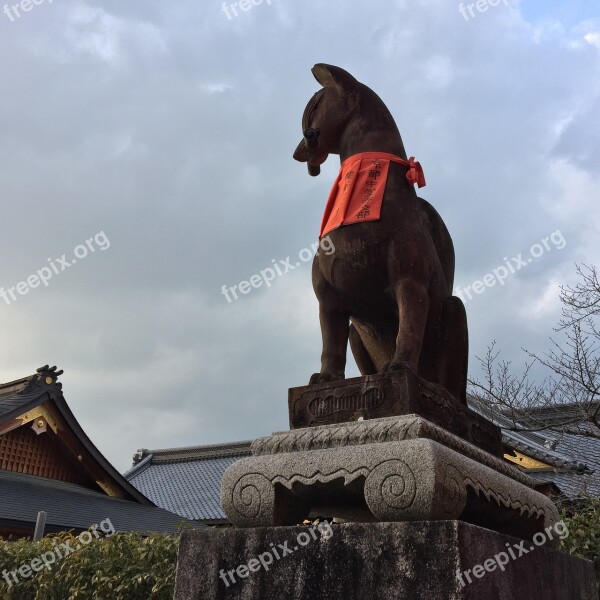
[303,92,323,129]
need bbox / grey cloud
[0,0,598,470]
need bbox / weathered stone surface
[254,415,533,487]
[173,521,597,600]
[221,433,558,539]
[288,370,502,456]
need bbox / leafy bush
[561,497,600,597]
[0,530,179,600]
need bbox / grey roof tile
[126,445,251,522]
[469,396,600,500]
[0,470,203,533]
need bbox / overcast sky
[0,0,599,472]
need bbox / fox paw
[309,372,345,385]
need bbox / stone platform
[221,415,558,540]
[173,521,597,600]
[288,370,503,456]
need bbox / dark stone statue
[212,69,572,591]
[293,64,468,403]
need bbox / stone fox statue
[293,64,469,404]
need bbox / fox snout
[293,139,309,162]
[293,129,322,176]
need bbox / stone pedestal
[215,375,584,599]
[221,415,558,540]
[288,370,503,456]
[173,521,597,600]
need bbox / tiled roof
[0,366,157,505]
[131,440,254,465]
[0,366,207,533]
[125,442,252,523]
[469,397,600,500]
[0,470,203,533]
[501,428,589,472]
[525,425,600,498]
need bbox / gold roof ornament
[504,450,553,470]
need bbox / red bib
[319,152,426,238]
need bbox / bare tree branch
[468,265,600,440]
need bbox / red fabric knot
[404,156,426,188]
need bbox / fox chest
[315,233,391,294]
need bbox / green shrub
[0,530,180,600]
[561,497,600,597]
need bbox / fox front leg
[310,262,349,385]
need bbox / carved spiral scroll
[441,464,467,517]
[364,460,417,520]
[230,473,275,525]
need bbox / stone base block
[288,369,502,456]
[173,521,597,600]
[221,416,558,539]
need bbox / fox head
[293,64,361,176]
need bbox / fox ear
[312,64,358,91]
